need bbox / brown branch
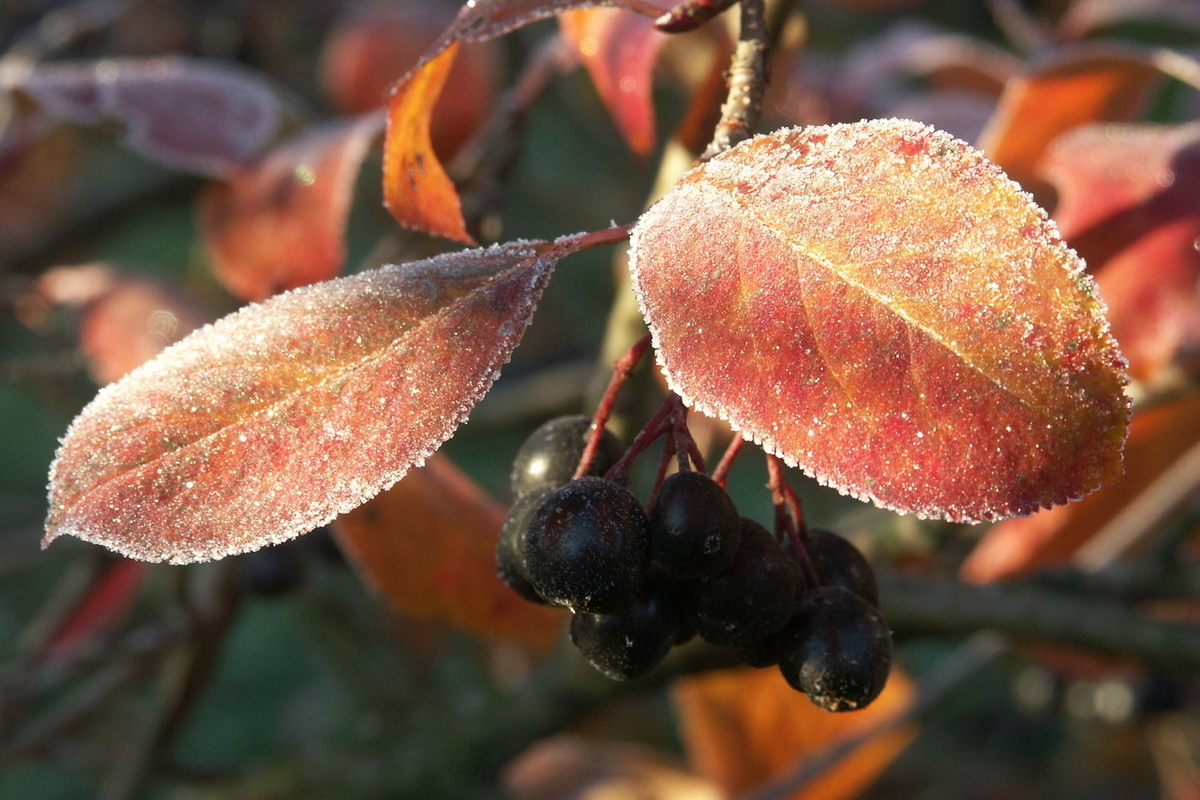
[880,570,1200,670]
[700,0,770,161]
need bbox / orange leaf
[560,7,666,156]
[630,120,1129,523]
[673,666,915,800]
[962,392,1200,582]
[200,113,384,301]
[333,452,564,651]
[377,0,673,239]
[320,3,499,158]
[1039,122,1200,382]
[45,241,564,563]
[383,42,473,244]
[978,48,1159,190]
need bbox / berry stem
[710,435,745,488]
[649,432,678,509]
[575,332,653,481]
[767,454,820,587]
[667,395,706,475]
[605,400,675,485]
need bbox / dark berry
[525,476,651,613]
[777,585,892,712]
[691,518,802,646]
[805,528,879,607]
[496,487,554,605]
[570,581,685,680]
[510,415,624,498]
[649,470,740,578]
[733,633,781,668]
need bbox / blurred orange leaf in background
[334,452,565,652]
[673,666,915,800]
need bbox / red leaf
[43,559,147,661]
[20,58,282,177]
[978,47,1160,190]
[80,277,210,384]
[45,241,565,563]
[384,43,474,244]
[630,120,1129,523]
[333,452,564,650]
[200,113,384,302]
[1039,122,1200,382]
[560,8,666,156]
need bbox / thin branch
[701,0,770,161]
[1073,435,1200,570]
[879,570,1200,670]
[97,563,242,800]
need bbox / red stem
[554,222,635,258]
[574,332,653,481]
[606,401,675,485]
[767,454,819,587]
[710,436,745,488]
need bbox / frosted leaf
[20,58,282,178]
[45,241,565,563]
[629,119,1129,522]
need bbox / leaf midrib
[690,179,1046,416]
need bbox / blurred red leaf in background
[199,112,384,301]
[560,7,666,156]
[79,277,210,385]
[0,119,81,259]
[320,0,499,160]
[979,47,1159,192]
[673,666,915,800]
[1040,122,1200,382]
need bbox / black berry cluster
[496,414,892,711]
